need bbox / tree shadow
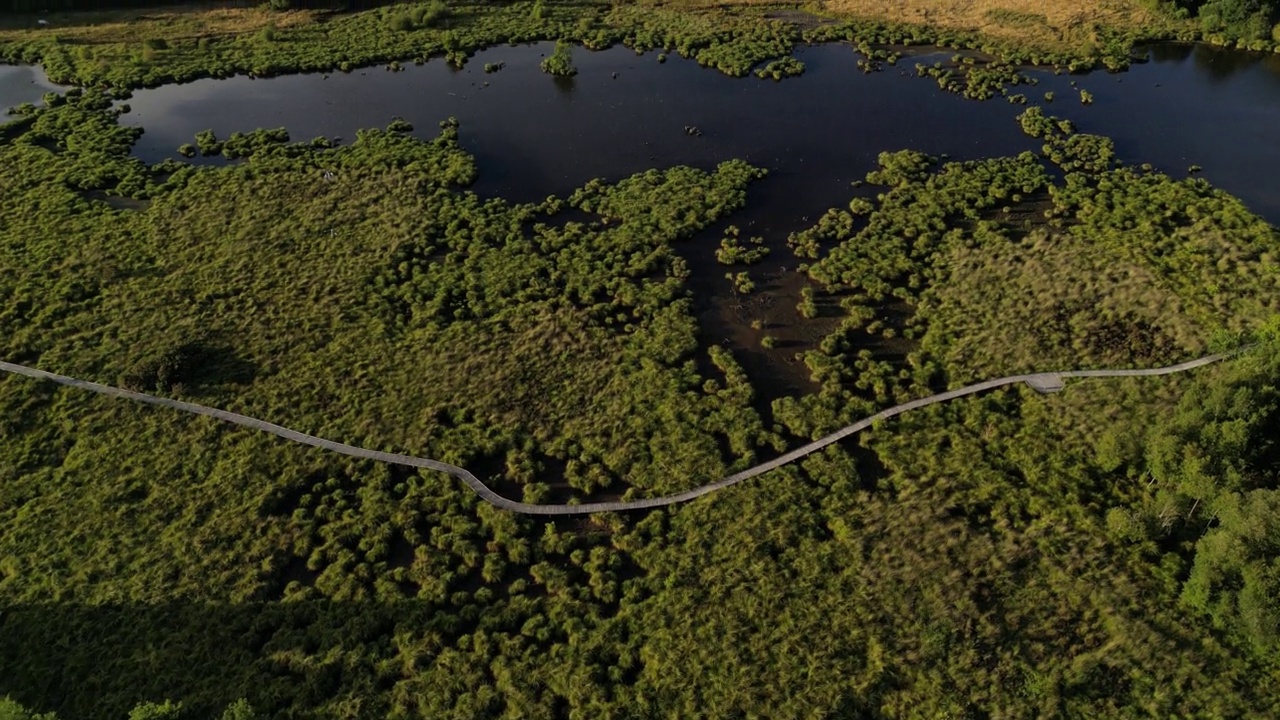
[0,600,393,718]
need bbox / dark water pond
[115,41,1280,226]
[120,43,1044,233]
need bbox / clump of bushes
[541,41,577,76]
[715,226,769,265]
[191,127,291,159]
[797,286,818,318]
[121,341,207,393]
[755,57,804,81]
[915,59,1036,100]
[727,271,755,294]
[1016,107,1113,173]
[386,1,450,33]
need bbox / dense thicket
[1149,0,1280,40]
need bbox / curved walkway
[0,352,1234,515]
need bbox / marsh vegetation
[2,3,1280,718]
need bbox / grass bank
[0,0,1242,90]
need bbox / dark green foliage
[714,225,768,265]
[188,127,292,159]
[914,57,1039,100]
[1017,107,1114,173]
[1103,334,1280,657]
[125,701,183,720]
[1182,488,1280,655]
[755,56,804,81]
[387,1,449,34]
[0,697,257,720]
[1198,0,1278,39]
[120,340,205,393]
[0,697,57,720]
[778,111,1279,447]
[539,39,575,76]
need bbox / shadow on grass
[0,599,447,719]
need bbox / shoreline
[0,1,1237,90]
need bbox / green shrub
[540,40,577,76]
[797,286,818,318]
[726,271,755,294]
[0,697,58,720]
[1198,0,1277,40]
[755,57,804,81]
[389,13,413,32]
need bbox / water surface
[0,63,61,109]
[1059,44,1280,221]
[117,42,1280,226]
[121,43,1044,231]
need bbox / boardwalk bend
[0,352,1234,515]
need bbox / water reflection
[1190,44,1272,82]
[1147,44,1195,64]
[0,64,61,110]
[1052,43,1280,221]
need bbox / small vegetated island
[2,1,1280,718]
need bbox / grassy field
[0,2,311,36]
[825,0,1167,48]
